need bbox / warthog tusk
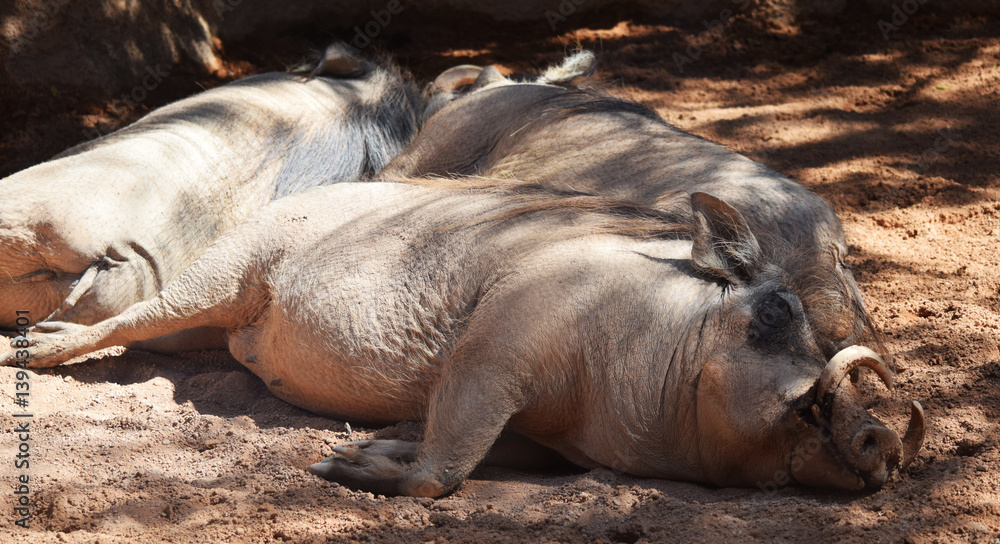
[817,345,894,402]
[899,401,926,471]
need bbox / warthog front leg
[308,345,528,498]
[309,433,569,496]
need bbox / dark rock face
[2,0,996,100]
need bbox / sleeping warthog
[0,43,420,350]
[3,180,924,496]
[385,52,869,357]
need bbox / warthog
[3,180,924,496]
[0,43,420,350]
[384,52,869,357]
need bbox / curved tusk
[899,401,926,471]
[817,345,894,401]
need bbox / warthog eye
[758,293,792,329]
[18,270,57,283]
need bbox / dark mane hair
[535,87,666,124]
[399,176,691,241]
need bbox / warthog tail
[537,50,596,86]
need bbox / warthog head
[420,51,595,121]
[684,193,924,490]
[0,218,84,329]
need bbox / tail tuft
[536,50,596,85]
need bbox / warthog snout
[850,423,902,475]
[801,346,926,490]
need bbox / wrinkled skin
[384,52,867,356]
[0,43,421,351]
[1,181,923,496]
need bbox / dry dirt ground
[2,7,999,544]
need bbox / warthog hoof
[1,321,92,368]
[308,439,444,498]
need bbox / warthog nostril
[850,425,902,473]
[861,434,878,455]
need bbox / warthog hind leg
[2,318,119,368]
[1,230,274,368]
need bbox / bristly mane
[399,176,692,242]
[539,89,666,124]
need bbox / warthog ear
[308,42,372,78]
[690,192,763,285]
[469,66,506,91]
[427,65,486,95]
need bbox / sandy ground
[2,8,999,544]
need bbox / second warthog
[4,180,924,496]
[0,43,420,350]
[386,52,869,358]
